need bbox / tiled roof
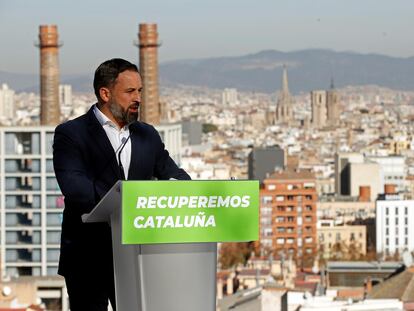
[368,266,414,301]
[266,169,315,181]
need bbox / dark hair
[93,58,139,100]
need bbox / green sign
[122,180,259,244]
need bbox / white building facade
[376,195,414,257]
[0,126,61,278]
[222,88,239,107]
[367,155,406,193]
[0,83,15,121]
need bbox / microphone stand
[117,134,131,180]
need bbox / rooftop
[265,169,315,181]
[368,266,414,302]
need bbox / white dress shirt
[93,105,131,179]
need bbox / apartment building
[260,169,317,268]
[0,127,61,278]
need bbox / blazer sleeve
[53,123,97,215]
[152,129,191,181]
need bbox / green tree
[219,242,255,269]
[202,123,218,133]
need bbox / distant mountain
[0,71,37,92]
[0,71,92,93]
[159,49,414,93]
[1,49,414,93]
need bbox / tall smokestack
[136,23,160,125]
[36,25,62,125]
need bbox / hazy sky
[1,0,413,74]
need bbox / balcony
[5,177,41,191]
[5,249,41,263]
[4,159,41,173]
[5,231,41,245]
[5,195,41,210]
[5,212,41,227]
[4,132,40,155]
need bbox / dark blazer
[53,106,190,276]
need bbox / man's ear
[99,87,111,103]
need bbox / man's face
[108,70,142,126]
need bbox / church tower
[326,78,340,125]
[275,65,294,125]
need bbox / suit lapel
[86,106,121,179]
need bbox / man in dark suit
[53,58,190,310]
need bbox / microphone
[118,137,128,180]
[117,124,134,180]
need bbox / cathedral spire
[275,65,294,125]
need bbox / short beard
[108,99,138,126]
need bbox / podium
[82,181,217,311]
[82,180,259,311]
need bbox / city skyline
[0,0,414,75]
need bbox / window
[46,159,54,173]
[261,207,271,216]
[46,213,62,226]
[46,177,60,191]
[268,184,276,190]
[262,196,272,204]
[47,249,60,262]
[319,234,324,242]
[304,182,315,189]
[264,228,272,237]
[336,233,341,241]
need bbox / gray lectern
[82,181,217,311]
